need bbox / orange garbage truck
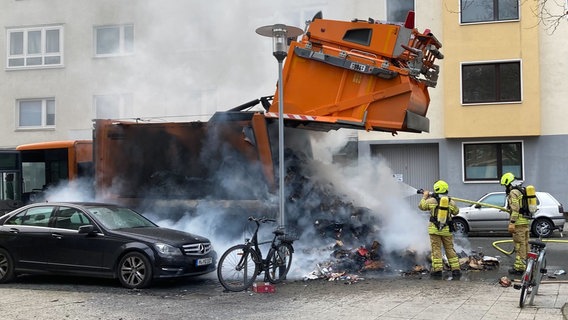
[266,10,443,133]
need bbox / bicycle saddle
[528,239,546,248]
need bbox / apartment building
[360,1,568,207]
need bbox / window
[17,98,56,129]
[461,61,521,104]
[94,25,134,56]
[7,26,63,68]
[387,0,414,22]
[484,194,506,207]
[93,93,132,119]
[461,0,519,24]
[7,206,55,227]
[54,207,91,230]
[463,142,522,181]
[1,172,19,201]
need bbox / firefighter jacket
[507,188,529,226]
[419,196,459,236]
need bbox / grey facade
[360,135,568,211]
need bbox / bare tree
[448,1,567,34]
[532,0,568,34]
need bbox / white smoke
[43,178,96,203]
[282,129,431,278]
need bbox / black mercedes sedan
[0,202,216,288]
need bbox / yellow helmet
[433,180,449,194]
[500,172,515,186]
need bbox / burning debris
[301,239,424,281]
[301,241,500,282]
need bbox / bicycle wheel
[519,259,534,308]
[529,256,547,305]
[217,244,260,292]
[265,242,293,284]
[520,285,531,308]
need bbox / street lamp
[256,24,303,227]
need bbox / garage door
[370,143,439,208]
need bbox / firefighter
[501,172,529,275]
[418,180,461,278]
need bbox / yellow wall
[443,1,541,138]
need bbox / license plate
[196,257,213,266]
[349,62,366,72]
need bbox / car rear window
[5,206,55,227]
[481,194,506,207]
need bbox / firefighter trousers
[512,224,530,272]
[429,234,460,272]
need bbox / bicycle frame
[528,243,547,305]
[245,219,281,271]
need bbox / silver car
[453,191,565,238]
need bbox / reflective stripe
[265,112,318,121]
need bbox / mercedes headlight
[154,243,182,256]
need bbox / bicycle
[217,216,296,292]
[514,238,547,308]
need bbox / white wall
[538,2,568,136]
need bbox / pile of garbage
[302,240,501,282]
[302,240,384,283]
[284,149,379,247]
[457,250,500,271]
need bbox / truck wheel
[117,251,153,289]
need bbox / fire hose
[448,197,514,255]
[491,239,568,255]
[450,198,568,255]
[415,189,510,212]
[451,196,510,213]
